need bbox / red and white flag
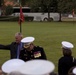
[19,6,24,24]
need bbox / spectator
[0,32,23,59]
[19,36,47,61]
[58,41,76,75]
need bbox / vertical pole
[20,20,22,33]
[19,0,22,33]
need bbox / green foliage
[26,0,76,14]
[30,0,58,12]
[29,0,41,12]
[57,0,76,13]
[29,0,58,21]
[5,5,13,15]
[20,0,30,6]
[20,0,26,6]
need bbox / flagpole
[18,0,24,33]
[19,5,22,33]
[19,0,22,33]
[18,0,22,33]
[20,20,22,33]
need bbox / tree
[5,5,13,15]
[30,0,58,21]
[41,0,58,21]
[19,0,30,6]
[57,0,76,21]
[0,0,4,7]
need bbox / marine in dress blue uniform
[58,41,76,75]
[19,37,47,61]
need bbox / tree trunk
[48,12,50,21]
[59,12,62,22]
[48,7,50,21]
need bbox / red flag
[72,9,75,17]
[19,6,24,24]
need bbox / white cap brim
[1,59,25,73]
[61,41,74,49]
[21,37,35,43]
[73,67,76,74]
[16,60,55,75]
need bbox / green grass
[0,21,76,73]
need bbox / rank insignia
[34,51,41,58]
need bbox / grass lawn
[0,21,76,73]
